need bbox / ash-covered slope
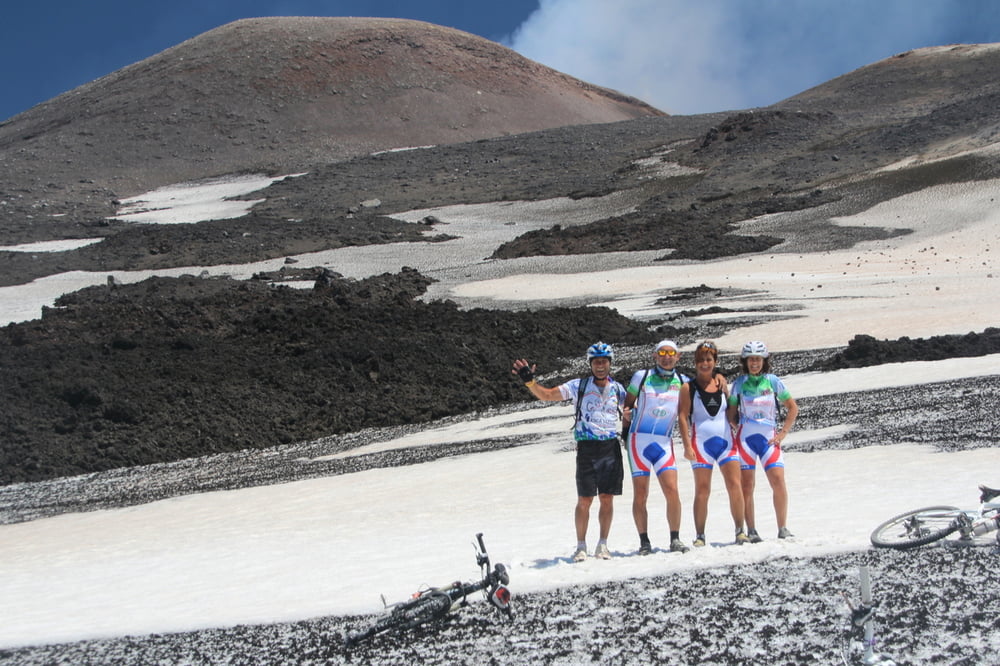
[494,44,1000,259]
[2,37,1000,485]
[0,16,662,243]
[778,43,1000,122]
[6,41,1000,284]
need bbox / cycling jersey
[559,376,625,441]
[624,368,687,476]
[728,373,790,429]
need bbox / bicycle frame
[954,486,1000,539]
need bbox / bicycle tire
[870,505,963,550]
[394,591,453,630]
[344,591,452,647]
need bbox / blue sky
[2,0,1000,122]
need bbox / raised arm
[511,358,564,402]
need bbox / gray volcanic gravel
[1,545,996,665]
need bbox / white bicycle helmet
[586,341,614,360]
[741,340,769,358]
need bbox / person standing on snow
[678,340,749,546]
[621,339,691,555]
[727,341,799,542]
[512,342,626,562]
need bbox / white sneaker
[594,543,611,560]
[572,547,588,562]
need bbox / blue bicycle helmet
[586,341,614,360]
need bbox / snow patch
[112,173,304,225]
[0,238,102,253]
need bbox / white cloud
[507,0,996,114]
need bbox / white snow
[0,170,998,650]
[370,145,437,155]
[112,174,303,225]
[0,239,102,253]
[0,357,998,647]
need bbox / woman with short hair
[678,341,749,546]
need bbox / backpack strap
[630,369,652,420]
[573,376,590,428]
[769,373,783,415]
[637,369,650,394]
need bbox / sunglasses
[696,341,717,351]
[656,348,678,357]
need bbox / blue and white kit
[624,368,687,477]
[728,373,791,471]
[688,381,739,469]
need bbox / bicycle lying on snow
[344,533,513,647]
[870,484,1000,550]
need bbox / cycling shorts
[736,424,785,471]
[689,430,740,470]
[624,432,676,477]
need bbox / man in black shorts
[512,342,626,561]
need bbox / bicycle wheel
[395,591,453,630]
[344,592,452,647]
[870,505,963,549]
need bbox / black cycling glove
[517,365,534,383]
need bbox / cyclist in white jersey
[678,341,749,546]
[727,341,799,542]
[622,339,691,555]
[512,342,625,562]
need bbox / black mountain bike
[344,533,513,648]
[870,485,1000,550]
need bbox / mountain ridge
[0,16,661,227]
